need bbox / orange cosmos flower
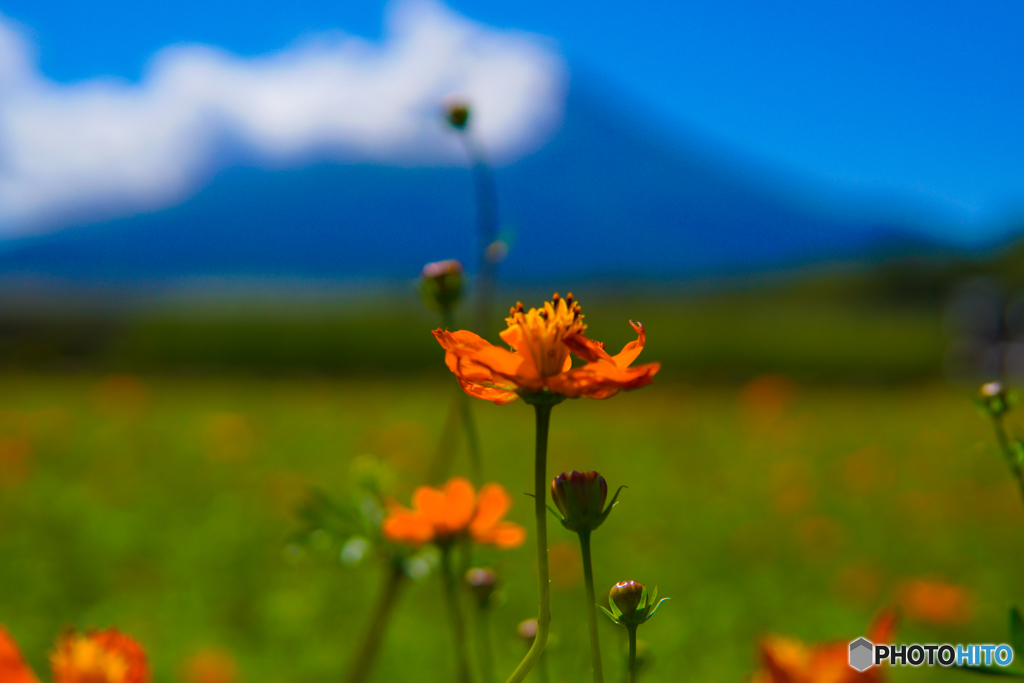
[51,629,151,683]
[753,610,898,683]
[0,626,40,683]
[0,626,150,683]
[433,293,660,404]
[383,476,526,549]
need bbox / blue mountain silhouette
[0,80,927,283]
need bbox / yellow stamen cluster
[505,293,585,376]
[52,635,130,683]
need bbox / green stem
[458,131,499,339]
[474,605,496,683]
[578,531,604,683]
[627,626,638,683]
[504,403,553,683]
[991,414,1024,511]
[459,391,483,485]
[343,562,406,683]
[427,391,463,485]
[442,546,473,683]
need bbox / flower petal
[441,477,477,533]
[563,332,613,364]
[382,503,435,545]
[867,609,898,645]
[611,321,647,368]
[549,361,660,399]
[0,627,40,683]
[435,328,537,398]
[456,378,519,405]
[472,521,527,549]
[471,483,512,532]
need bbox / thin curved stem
[991,414,1024,512]
[578,531,604,683]
[474,605,496,683]
[458,131,499,339]
[459,392,483,485]
[343,562,405,683]
[504,403,553,683]
[441,546,473,683]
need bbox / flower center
[505,293,585,377]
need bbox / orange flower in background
[433,293,660,404]
[0,627,150,683]
[753,610,898,683]
[182,648,238,683]
[0,627,40,683]
[51,629,151,683]
[383,476,526,549]
[898,579,973,626]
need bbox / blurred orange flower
[898,579,973,626]
[52,629,150,683]
[0,627,40,683]
[753,610,897,683]
[1,626,150,683]
[383,476,526,549]
[183,648,237,683]
[433,293,659,404]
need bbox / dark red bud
[610,580,645,619]
[551,470,607,521]
[444,101,470,129]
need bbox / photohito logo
[849,638,1014,670]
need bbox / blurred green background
[3,250,1024,682]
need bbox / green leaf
[599,486,627,524]
[598,605,620,624]
[543,503,564,521]
[957,663,1024,678]
[1011,606,1024,657]
[647,597,670,620]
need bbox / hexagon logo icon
[849,637,874,672]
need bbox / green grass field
[2,370,1023,682]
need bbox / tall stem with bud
[441,547,472,683]
[626,625,638,683]
[578,530,604,683]
[505,402,554,683]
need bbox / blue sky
[2,0,1023,240]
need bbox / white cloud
[0,1,566,234]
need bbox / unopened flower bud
[420,259,463,313]
[444,99,470,129]
[550,470,621,533]
[465,567,498,607]
[977,381,1013,418]
[610,580,645,620]
[517,618,538,643]
[601,580,669,629]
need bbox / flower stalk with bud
[550,470,625,683]
[601,581,669,683]
[976,382,1024,510]
[442,98,501,337]
[434,293,659,683]
[420,259,483,484]
[466,568,499,683]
